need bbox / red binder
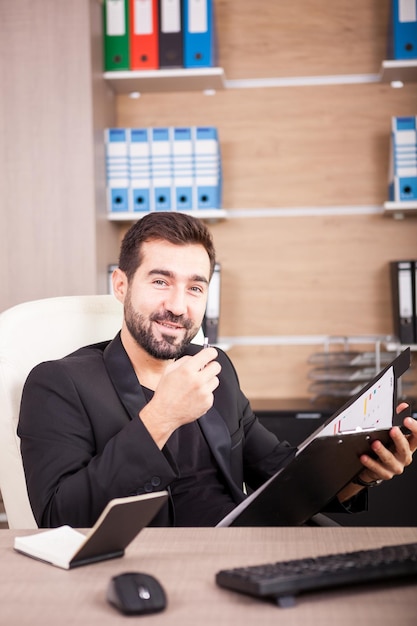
[129,0,159,70]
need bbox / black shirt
[142,386,237,526]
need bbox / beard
[124,294,198,360]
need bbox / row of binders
[390,260,417,345]
[103,0,217,71]
[388,0,417,60]
[388,116,417,202]
[105,126,222,213]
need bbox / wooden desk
[1,527,417,625]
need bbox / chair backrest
[0,294,204,529]
[0,295,124,528]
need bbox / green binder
[103,0,130,71]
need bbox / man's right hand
[138,347,221,448]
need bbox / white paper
[14,526,86,569]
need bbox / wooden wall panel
[0,1,97,309]
[118,84,417,208]
[215,0,390,78]
[209,215,417,337]
[0,0,119,310]
[223,341,417,403]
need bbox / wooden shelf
[104,64,417,95]
[380,59,417,84]
[385,340,417,352]
[384,201,417,217]
[107,209,228,222]
[103,67,225,94]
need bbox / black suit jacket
[18,334,296,527]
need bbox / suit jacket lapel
[199,408,245,503]
[103,333,147,420]
[199,407,231,474]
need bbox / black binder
[158,0,184,68]
[217,349,411,527]
[203,261,221,344]
[390,260,416,345]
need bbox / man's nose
[165,289,187,316]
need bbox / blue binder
[193,127,222,209]
[389,116,417,202]
[151,128,173,210]
[390,0,417,59]
[183,0,216,68]
[173,127,194,210]
[129,128,151,213]
[105,128,130,213]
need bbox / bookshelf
[380,59,417,85]
[104,67,225,94]
[107,209,228,222]
[384,201,417,218]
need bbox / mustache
[150,311,194,330]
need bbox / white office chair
[0,295,124,528]
[0,294,204,529]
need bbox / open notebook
[14,491,168,569]
[217,348,411,527]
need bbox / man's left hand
[357,402,417,484]
[338,402,417,502]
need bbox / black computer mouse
[107,571,167,615]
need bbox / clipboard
[217,348,411,527]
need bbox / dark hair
[118,212,217,282]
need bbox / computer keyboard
[215,541,417,607]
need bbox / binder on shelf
[389,0,417,60]
[390,260,416,345]
[129,128,152,212]
[105,128,130,213]
[105,125,223,215]
[173,127,194,210]
[183,0,216,68]
[388,116,417,202]
[108,263,118,295]
[129,0,159,70]
[103,0,130,71]
[203,261,221,344]
[193,126,222,209]
[414,260,417,342]
[151,127,173,210]
[158,0,183,68]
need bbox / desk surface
[1,527,417,625]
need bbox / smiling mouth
[152,312,193,336]
[156,321,184,333]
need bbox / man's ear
[112,268,128,303]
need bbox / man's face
[122,239,211,360]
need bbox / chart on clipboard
[318,367,394,438]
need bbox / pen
[203,336,209,349]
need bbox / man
[18,212,417,528]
